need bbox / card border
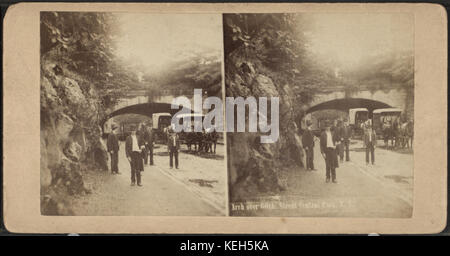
[3,2,447,234]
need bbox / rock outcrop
[226,52,304,202]
[223,14,315,202]
[40,51,106,215]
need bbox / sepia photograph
[3,3,446,234]
[225,13,415,217]
[40,12,227,216]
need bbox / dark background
[1,0,448,246]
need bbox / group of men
[106,122,181,187]
[301,118,377,183]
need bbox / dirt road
[71,142,226,216]
[230,139,413,217]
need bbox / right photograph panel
[224,13,414,217]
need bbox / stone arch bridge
[101,89,195,133]
[301,86,412,126]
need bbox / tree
[340,50,414,92]
[223,13,341,126]
[141,53,222,97]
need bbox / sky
[115,13,223,74]
[113,12,414,77]
[303,13,414,70]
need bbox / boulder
[241,72,256,89]
[55,113,74,140]
[228,130,287,200]
[57,77,87,107]
[279,130,304,167]
[251,74,279,97]
[41,76,60,108]
[41,57,60,79]
[92,137,109,171]
[292,133,304,166]
[229,74,251,96]
[63,141,82,162]
[240,62,256,74]
[52,157,86,195]
[70,128,87,161]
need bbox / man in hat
[143,124,154,165]
[320,120,339,183]
[341,119,352,162]
[107,124,120,175]
[186,125,196,152]
[125,125,145,186]
[363,124,377,165]
[302,120,316,171]
[167,126,180,169]
[335,120,344,163]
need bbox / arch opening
[300,98,393,132]
[306,98,392,115]
[100,102,191,134]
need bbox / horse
[392,119,402,149]
[382,121,397,149]
[401,121,414,148]
[397,121,414,149]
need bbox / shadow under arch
[306,98,393,115]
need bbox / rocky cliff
[39,12,137,215]
[40,50,109,215]
[226,56,305,202]
[224,14,308,202]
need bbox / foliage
[142,54,222,97]
[40,12,139,109]
[341,50,414,93]
[223,14,342,121]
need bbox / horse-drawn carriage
[372,108,413,149]
[348,108,369,138]
[152,113,172,144]
[172,113,220,153]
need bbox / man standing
[143,125,154,165]
[393,118,400,149]
[364,124,377,165]
[107,124,120,175]
[301,121,316,171]
[125,126,145,186]
[167,127,180,169]
[335,120,344,163]
[341,119,352,162]
[137,123,147,168]
[320,121,339,183]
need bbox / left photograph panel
[40,12,226,216]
